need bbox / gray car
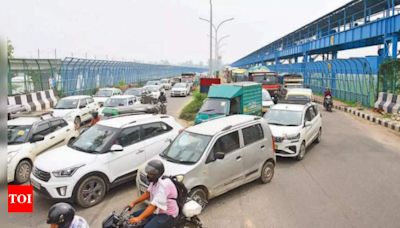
[137,115,276,207]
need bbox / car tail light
[272,136,276,152]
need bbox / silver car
[136,115,276,207]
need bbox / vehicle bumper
[171,91,186,96]
[275,140,300,157]
[30,174,78,199]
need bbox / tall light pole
[200,17,234,76]
[209,0,213,77]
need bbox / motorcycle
[102,200,203,228]
[324,95,333,112]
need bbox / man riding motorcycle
[47,202,89,228]
[323,87,333,111]
[324,87,332,97]
[128,160,178,228]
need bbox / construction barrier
[374,92,400,113]
[7,89,58,112]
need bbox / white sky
[1,0,363,64]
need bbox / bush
[179,91,207,121]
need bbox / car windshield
[286,95,310,102]
[8,125,32,144]
[70,125,118,153]
[252,75,279,84]
[146,86,159,92]
[95,90,113,97]
[199,99,228,114]
[161,131,212,164]
[262,90,272,101]
[124,89,141,96]
[174,83,186,88]
[161,79,169,83]
[54,99,78,109]
[265,109,303,126]
[104,98,126,107]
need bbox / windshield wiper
[200,109,216,113]
[160,153,194,165]
[268,122,285,126]
[285,124,299,127]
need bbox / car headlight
[7,151,18,163]
[286,133,301,140]
[175,175,185,183]
[52,164,85,177]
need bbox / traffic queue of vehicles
[7,73,322,225]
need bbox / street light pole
[209,0,213,77]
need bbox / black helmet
[91,111,98,118]
[145,160,165,183]
[47,203,75,228]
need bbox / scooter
[324,95,333,112]
[102,200,203,228]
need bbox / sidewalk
[314,95,400,133]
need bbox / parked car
[264,102,322,160]
[52,95,99,128]
[160,79,172,90]
[144,85,163,100]
[30,114,184,208]
[7,113,79,184]
[170,83,190,97]
[145,80,161,86]
[98,95,140,116]
[262,89,274,113]
[137,115,276,208]
[93,88,123,106]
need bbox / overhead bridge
[232,0,400,106]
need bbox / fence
[267,56,382,107]
[8,57,206,97]
[8,59,61,95]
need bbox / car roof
[99,88,120,91]
[8,117,41,125]
[286,88,312,94]
[187,115,259,136]
[108,95,136,99]
[98,114,167,128]
[60,95,91,100]
[271,103,309,111]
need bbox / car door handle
[50,136,55,139]
[66,129,70,132]
[136,149,145,154]
[261,145,265,149]
[236,156,242,160]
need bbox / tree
[7,39,14,59]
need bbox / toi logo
[8,185,34,213]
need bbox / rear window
[242,124,264,145]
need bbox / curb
[313,97,400,133]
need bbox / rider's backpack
[163,176,188,213]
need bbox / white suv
[8,114,79,183]
[31,114,184,208]
[52,95,99,128]
[264,102,322,160]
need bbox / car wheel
[315,128,322,144]
[260,161,275,184]
[74,117,81,129]
[296,142,306,161]
[189,188,208,209]
[15,160,32,184]
[75,175,107,208]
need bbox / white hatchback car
[264,102,322,160]
[8,114,79,183]
[137,115,276,208]
[160,79,172,90]
[144,85,163,100]
[31,114,183,208]
[93,88,123,106]
[98,95,141,116]
[52,95,99,127]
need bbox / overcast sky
[1,0,359,64]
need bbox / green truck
[194,82,262,124]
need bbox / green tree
[7,39,14,59]
[378,59,400,94]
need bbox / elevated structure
[232,0,400,106]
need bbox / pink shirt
[147,178,179,218]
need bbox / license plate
[31,179,40,189]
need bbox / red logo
[8,185,33,213]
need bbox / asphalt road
[4,95,400,228]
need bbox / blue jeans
[131,209,174,228]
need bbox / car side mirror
[79,105,86,109]
[304,121,312,128]
[30,134,45,143]
[110,144,123,152]
[215,152,225,160]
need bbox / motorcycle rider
[159,91,167,103]
[47,202,89,228]
[324,87,332,97]
[128,160,178,228]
